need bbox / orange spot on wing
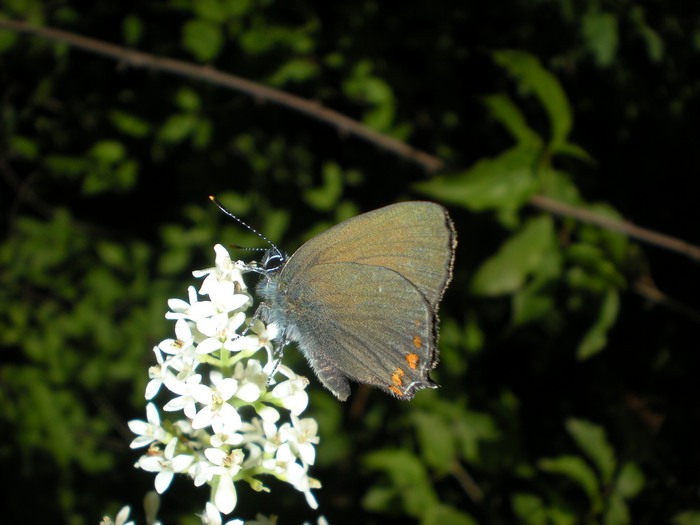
[389,385,404,397]
[413,335,422,348]
[391,368,406,386]
[405,353,420,370]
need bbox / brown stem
[530,195,700,262]
[3,19,700,264]
[0,18,443,172]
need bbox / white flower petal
[129,435,156,449]
[174,319,193,341]
[128,419,151,435]
[171,454,195,473]
[223,335,260,352]
[115,506,131,525]
[217,404,242,431]
[189,301,217,319]
[191,384,215,404]
[145,379,162,400]
[298,443,316,466]
[154,470,174,494]
[204,447,227,465]
[217,378,239,400]
[214,475,237,515]
[196,337,223,355]
[222,293,250,312]
[235,382,261,402]
[203,502,222,525]
[257,406,280,423]
[192,406,215,429]
[146,403,161,425]
[167,298,190,313]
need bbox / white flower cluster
[128,245,321,518]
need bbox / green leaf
[566,243,606,267]
[421,504,477,525]
[89,140,125,164]
[576,289,619,359]
[540,169,584,204]
[470,215,556,296]
[176,87,201,111]
[565,418,616,484]
[493,50,572,151]
[483,93,541,146]
[182,18,223,61]
[115,159,139,189]
[223,0,252,16]
[108,110,151,138]
[631,7,664,63]
[464,313,485,354]
[512,279,556,326]
[193,119,213,149]
[9,135,39,160]
[122,14,143,46]
[158,248,190,275]
[604,492,630,525]
[96,241,128,270]
[511,493,548,525]
[193,0,227,22]
[268,58,319,86]
[415,145,539,214]
[0,29,18,52]
[582,10,618,67]
[158,113,197,143]
[585,202,629,265]
[614,462,644,498]
[303,162,343,211]
[453,410,500,462]
[512,227,562,326]
[547,506,578,525]
[343,61,397,131]
[539,455,602,511]
[412,411,456,472]
[363,449,439,517]
[674,512,700,525]
[555,142,595,163]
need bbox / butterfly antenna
[209,196,282,255]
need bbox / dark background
[2,1,700,524]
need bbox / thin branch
[530,195,700,262]
[633,276,700,324]
[3,18,700,264]
[450,461,485,503]
[0,18,443,172]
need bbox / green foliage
[493,50,573,153]
[416,144,540,225]
[514,419,645,525]
[1,1,699,523]
[343,59,410,137]
[582,8,619,67]
[363,448,476,525]
[182,18,224,61]
[674,512,700,525]
[470,215,559,296]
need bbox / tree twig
[530,195,700,262]
[0,18,443,172]
[3,18,700,264]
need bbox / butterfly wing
[277,261,437,400]
[282,202,456,309]
[266,201,456,400]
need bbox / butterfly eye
[262,250,286,272]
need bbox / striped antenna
[208,196,282,256]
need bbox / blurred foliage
[2,1,700,524]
